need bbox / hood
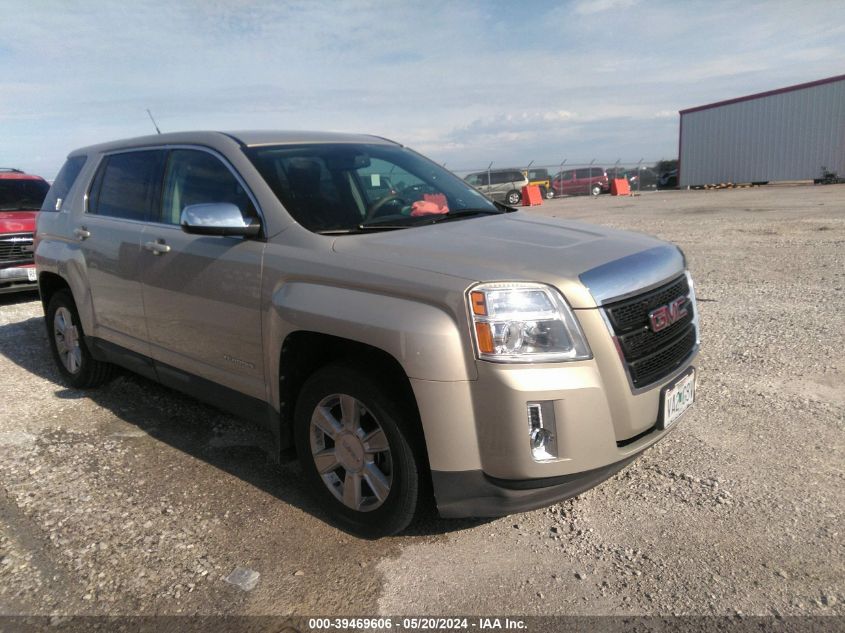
[332,212,682,308]
[0,211,37,234]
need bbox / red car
[0,168,50,294]
[551,167,610,197]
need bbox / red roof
[680,73,845,115]
[0,172,45,181]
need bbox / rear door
[139,147,266,400]
[79,149,165,356]
[575,168,593,194]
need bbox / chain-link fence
[444,159,676,200]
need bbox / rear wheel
[591,184,602,196]
[46,290,114,388]
[294,363,422,537]
[505,189,521,205]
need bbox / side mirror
[180,203,261,237]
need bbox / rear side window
[41,156,87,212]
[491,171,518,185]
[575,168,592,179]
[88,150,165,221]
[159,149,255,225]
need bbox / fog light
[527,402,557,461]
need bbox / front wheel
[505,189,521,205]
[294,363,422,537]
[46,290,114,388]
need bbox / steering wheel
[365,192,408,220]
[365,184,444,221]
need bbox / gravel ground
[0,184,842,621]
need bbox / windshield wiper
[493,200,519,212]
[359,208,503,230]
[316,225,408,235]
[319,208,507,234]
[421,208,503,223]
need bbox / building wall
[679,78,845,186]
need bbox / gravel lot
[0,184,843,622]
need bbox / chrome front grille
[603,274,697,389]
[0,233,34,267]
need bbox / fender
[264,281,483,471]
[266,281,476,385]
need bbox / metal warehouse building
[679,74,845,187]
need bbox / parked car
[36,131,699,537]
[464,168,528,205]
[551,167,609,197]
[0,168,51,293]
[523,167,554,199]
[627,167,658,191]
[658,169,678,189]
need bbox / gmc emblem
[648,297,688,332]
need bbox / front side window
[0,178,50,211]
[246,143,503,234]
[160,149,255,225]
[88,150,165,221]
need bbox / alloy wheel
[53,307,82,374]
[309,393,393,512]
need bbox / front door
[557,170,575,195]
[139,148,266,400]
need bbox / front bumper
[433,453,640,518]
[0,265,37,294]
[412,317,696,517]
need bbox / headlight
[468,282,591,363]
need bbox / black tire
[46,290,114,388]
[544,187,554,200]
[505,189,521,205]
[590,184,602,196]
[294,362,422,537]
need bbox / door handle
[73,227,90,241]
[144,240,171,255]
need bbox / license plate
[661,369,695,429]
[27,268,37,282]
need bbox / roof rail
[0,168,24,173]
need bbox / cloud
[3,0,845,178]
[573,0,639,15]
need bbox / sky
[2,0,845,179]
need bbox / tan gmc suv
[36,131,699,537]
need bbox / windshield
[0,179,50,211]
[245,143,503,233]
